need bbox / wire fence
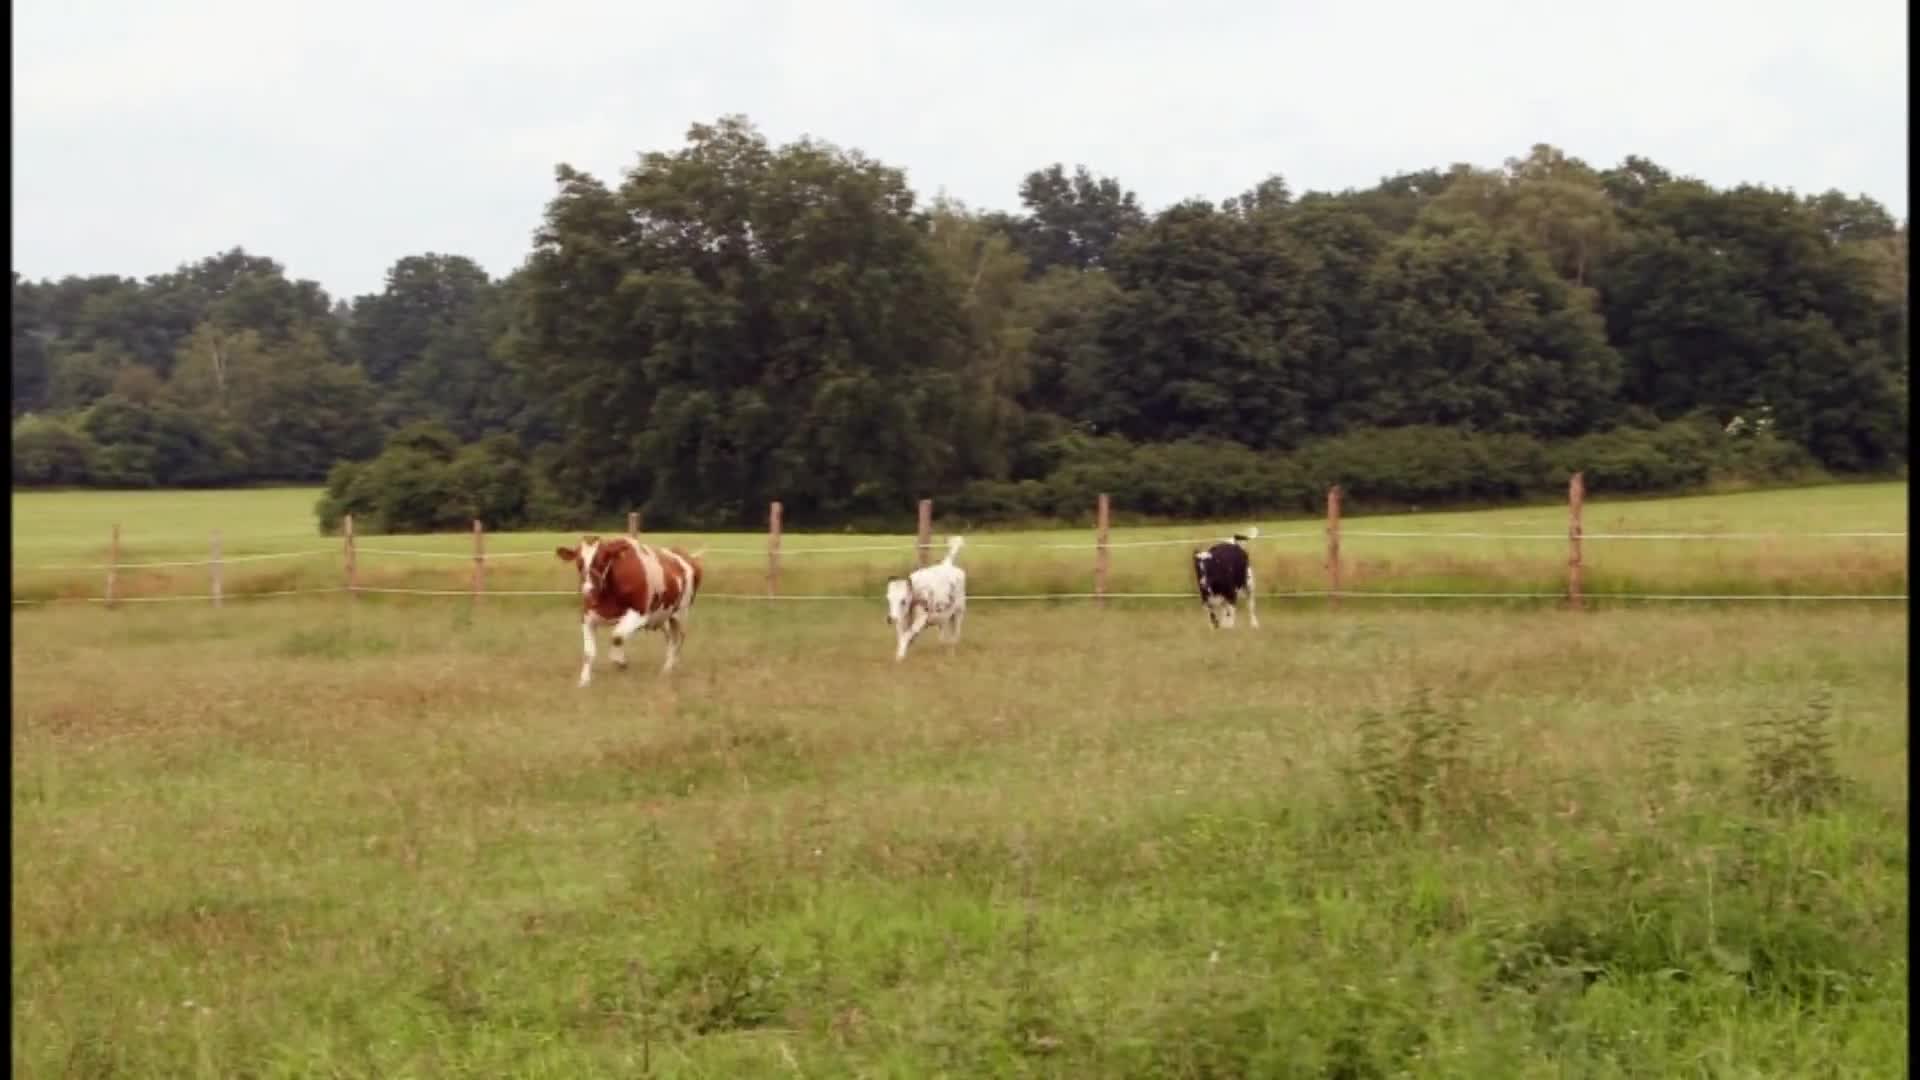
[12,528,1910,573]
[11,484,1904,611]
[11,587,1913,607]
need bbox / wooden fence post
[343,513,358,600]
[472,519,486,602]
[1325,486,1342,609]
[210,530,223,609]
[1568,471,1585,611]
[105,524,120,610]
[916,499,933,567]
[767,501,783,597]
[628,511,640,539]
[1094,493,1111,607]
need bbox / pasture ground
[11,593,1909,1076]
[12,483,1910,1074]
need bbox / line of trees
[13,115,1908,531]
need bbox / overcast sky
[14,0,1908,301]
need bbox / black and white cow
[1192,526,1259,629]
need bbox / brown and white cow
[554,535,705,686]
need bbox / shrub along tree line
[13,116,1906,532]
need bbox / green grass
[10,486,324,549]
[11,596,1909,1076]
[9,482,1910,605]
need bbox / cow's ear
[555,546,577,562]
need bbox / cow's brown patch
[651,551,686,614]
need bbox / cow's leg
[895,608,929,661]
[609,609,645,670]
[1210,596,1232,628]
[578,613,600,688]
[661,618,685,674]
[1204,599,1220,629]
[945,608,965,646]
[1245,568,1260,629]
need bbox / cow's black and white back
[1192,526,1260,629]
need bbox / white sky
[12,0,1909,300]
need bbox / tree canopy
[12,116,1907,526]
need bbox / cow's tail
[942,535,966,566]
[1232,526,1261,546]
[686,548,707,594]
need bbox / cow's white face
[576,540,601,597]
[885,578,912,625]
[556,538,613,602]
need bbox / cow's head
[555,535,617,601]
[884,577,912,626]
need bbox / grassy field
[11,598,1909,1075]
[10,483,1911,1075]
[9,481,1910,605]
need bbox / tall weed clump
[1342,687,1508,836]
[1745,688,1847,814]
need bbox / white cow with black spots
[884,535,967,661]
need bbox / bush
[1294,426,1556,510]
[947,478,1051,524]
[1713,430,1824,486]
[92,443,158,488]
[305,415,1852,535]
[1122,440,1296,519]
[446,436,534,530]
[1548,419,1717,494]
[927,418,1835,527]
[314,461,368,535]
[11,414,100,486]
[314,424,536,534]
[524,444,599,530]
[1472,433,1559,499]
[72,396,250,489]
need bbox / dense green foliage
[314,423,581,535]
[12,118,1906,529]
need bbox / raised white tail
[942,535,966,565]
[1232,526,1261,545]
